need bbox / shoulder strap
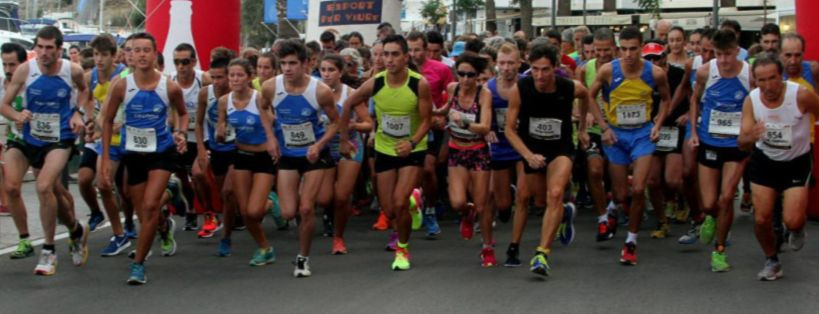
[373,74,386,96]
[408,75,420,97]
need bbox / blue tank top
[272,75,325,157]
[205,85,236,152]
[23,60,76,147]
[487,78,520,161]
[120,73,175,153]
[697,59,751,147]
[227,90,266,146]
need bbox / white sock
[626,232,638,244]
[598,214,608,223]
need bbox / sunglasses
[174,58,192,66]
[643,55,664,61]
[457,71,478,78]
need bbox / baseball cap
[451,41,466,57]
[641,42,665,57]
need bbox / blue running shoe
[101,235,131,257]
[124,221,138,239]
[529,253,551,277]
[558,203,576,246]
[424,214,441,239]
[88,212,105,232]
[127,263,146,285]
[218,238,232,257]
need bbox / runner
[252,51,277,92]
[739,52,819,280]
[506,43,604,276]
[1,26,91,275]
[781,33,818,92]
[689,29,751,272]
[442,52,493,264]
[262,39,339,277]
[588,26,673,265]
[99,32,188,284]
[171,43,213,232]
[340,34,432,270]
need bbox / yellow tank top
[373,70,427,156]
[604,60,655,128]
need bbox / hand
[585,113,595,130]
[485,131,498,144]
[395,140,412,157]
[97,158,112,191]
[70,112,84,135]
[688,135,700,150]
[578,130,590,150]
[174,132,187,153]
[432,116,447,130]
[266,140,280,161]
[340,138,357,158]
[216,124,226,143]
[84,119,95,136]
[367,133,375,147]
[448,111,463,128]
[306,144,320,163]
[752,120,766,142]
[15,109,32,124]
[676,114,688,127]
[524,153,546,170]
[601,128,617,146]
[650,125,660,143]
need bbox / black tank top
[517,75,575,151]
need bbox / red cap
[641,42,666,57]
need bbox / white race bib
[656,126,679,151]
[282,122,316,147]
[616,103,647,126]
[529,117,562,141]
[763,123,792,149]
[188,113,197,131]
[382,113,411,138]
[224,125,236,142]
[125,126,157,152]
[30,113,60,143]
[708,110,741,137]
[494,108,507,133]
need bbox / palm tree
[277,0,299,39]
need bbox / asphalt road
[1,205,818,313]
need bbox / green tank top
[584,59,603,135]
[373,69,428,156]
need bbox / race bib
[450,112,477,139]
[224,125,236,142]
[188,113,197,131]
[763,123,792,149]
[382,113,411,138]
[656,126,679,151]
[125,126,157,152]
[495,108,507,133]
[30,113,60,142]
[708,110,741,137]
[282,122,316,147]
[529,117,562,140]
[616,103,647,126]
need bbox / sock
[482,243,492,249]
[43,244,55,252]
[20,234,30,240]
[598,214,608,223]
[536,246,550,255]
[70,222,83,239]
[626,232,638,244]
[768,254,779,263]
[397,242,408,249]
[509,242,519,250]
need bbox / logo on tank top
[734,90,744,100]
[301,108,312,117]
[245,116,255,125]
[57,89,68,98]
[153,104,163,113]
[29,88,42,96]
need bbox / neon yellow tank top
[373,70,428,156]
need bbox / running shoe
[757,259,783,281]
[184,213,198,231]
[10,239,34,259]
[101,235,131,257]
[233,215,247,230]
[198,213,221,238]
[269,193,287,229]
[711,250,730,272]
[740,193,752,213]
[497,208,512,223]
[385,231,398,251]
[673,203,690,224]
[460,203,476,240]
[322,213,334,237]
[504,245,521,267]
[372,211,389,231]
[33,249,57,276]
[127,263,146,285]
[678,222,700,245]
[424,211,441,239]
[529,253,550,277]
[332,237,348,255]
[788,229,806,252]
[410,188,423,230]
[596,221,614,242]
[249,247,276,266]
[392,247,410,271]
[218,238,232,257]
[699,215,716,245]
[0,204,10,216]
[607,202,619,236]
[558,203,576,246]
[124,220,138,239]
[650,222,671,239]
[293,255,312,277]
[68,222,90,266]
[620,242,637,266]
[480,247,497,267]
[159,217,177,257]
[87,211,105,231]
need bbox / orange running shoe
[372,211,389,231]
[332,237,348,255]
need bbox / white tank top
[173,69,203,141]
[752,81,811,161]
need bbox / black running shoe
[184,213,199,231]
[504,245,521,267]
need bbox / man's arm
[737,96,758,152]
[313,82,338,150]
[194,87,209,153]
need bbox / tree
[638,0,661,19]
[277,0,300,39]
[420,0,448,31]
[520,0,532,39]
[241,0,275,48]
